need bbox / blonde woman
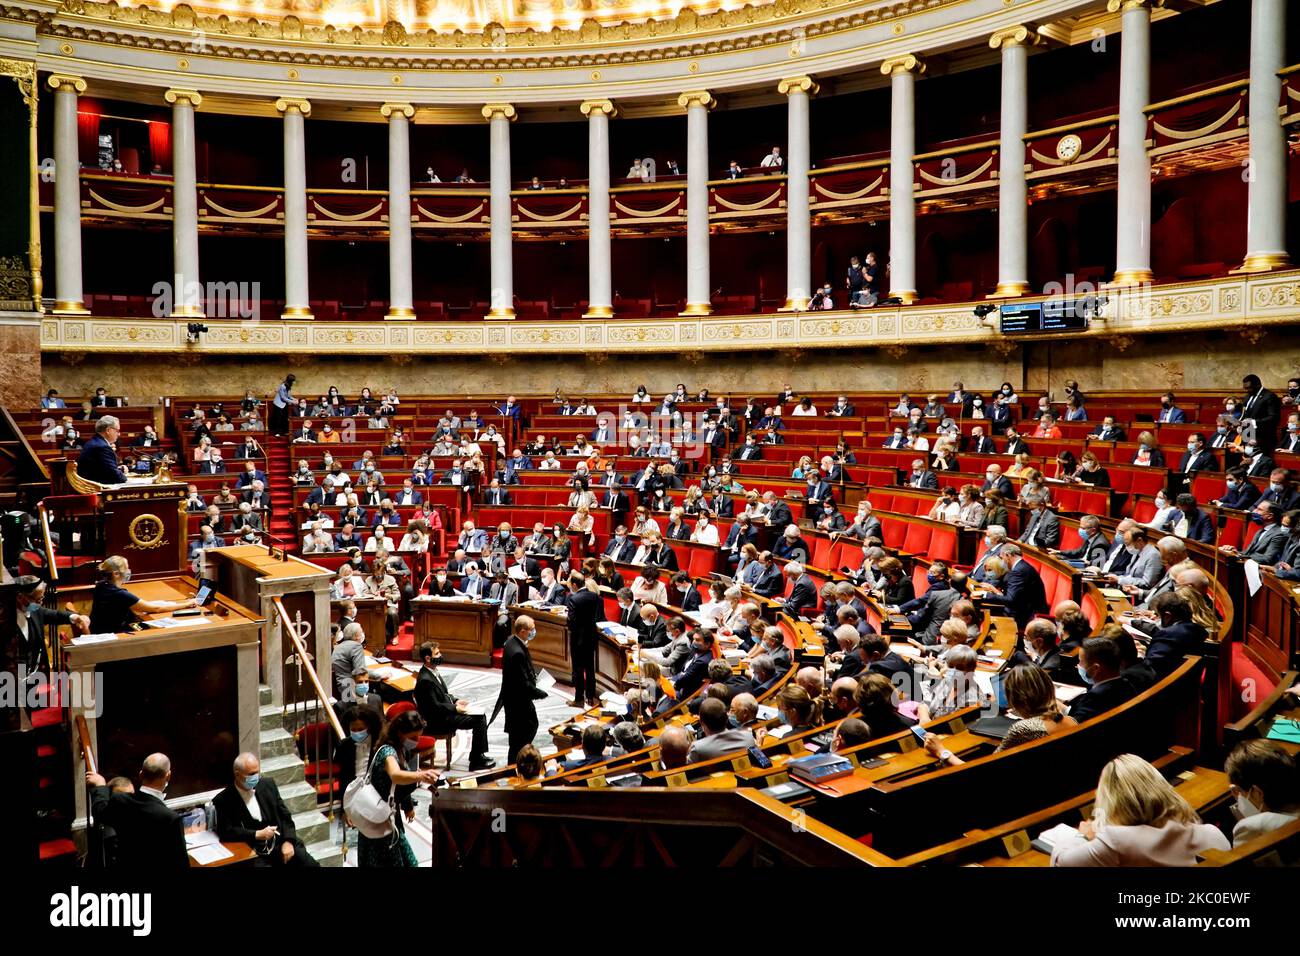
[91,555,199,633]
[567,504,595,546]
[1005,452,1033,478]
[1050,754,1229,866]
[193,435,213,463]
[791,455,815,481]
[682,485,705,515]
[927,665,1074,767]
[741,489,767,521]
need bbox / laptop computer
[968,671,1015,740]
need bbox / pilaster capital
[380,102,415,119]
[880,54,925,77]
[777,75,819,97]
[275,97,312,116]
[481,102,517,121]
[677,90,715,111]
[46,74,86,94]
[164,88,202,107]
[580,98,618,119]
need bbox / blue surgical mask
[1077,665,1094,686]
[349,730,369,744]
[1187,442,1198,451]
[777,710,790,726]
[1079,529,1091,540]
[242,773,261,790]
[1251,513,1265,525]
[403,738,419,752]
[355,683,369,697]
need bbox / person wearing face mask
[415,642,495,771]
[884,426,909,450]
[1176,432,1217,483]
[491,615,550,763]
[16,575,90,677]
[672,629,717,699]
[1073,451,1110,487]
[1241,441,1276,479]
[1224,739,1300,848]
[1223,500,1289,564]
[90,556,199,633]
[1068,637,1138,722]
[908,458,938,490]
[86,753,188,869]
[1213,465,1261,510]
[334,704,382,796]
[213,752,318,866]
[1256,467,1300,513]
[1051,514,1110,567]
[357,709,439,868]
[188,523,227,575]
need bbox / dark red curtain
[76,103,100,166]
[148,120,171,174]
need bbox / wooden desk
[208,545,333,707]
[189,840,257,867]
[410,597,495,666]
[60,575,263,834]
[515,604,635,697]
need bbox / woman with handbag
[350,709,439,867]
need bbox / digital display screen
[1000,299,1092,334]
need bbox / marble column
[381,103,415,319]
[47,74,87,314]
[1108,0,1154,285]
[990,27,1033,297]
[483,103,517,319]
[1241,0,1290,272]
[678,90,714,316]
[165,89,203,317]
[580,98,617,319]
[276,97,312,319]
[881,55,924,304]
[779,76,818,311]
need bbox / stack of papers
[71,633,119,645]
[185,830,234,865]
[145,617,210,628]
[1034,822,1080,851]
[598,622,639,640]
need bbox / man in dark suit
[415,643,494,770]
[1213,468,1261,510]
[1069,637,1138,722]
[981,544,1048,631]
[1244,448,1277,479]
[637,605,669,649]
[86,754,188,869]
[1227,501,1289,564]
[737,437,763,461]
[907,459,938,490]
[77,415,126,485]
[803,475,834,520]
[670,572,702,612]
[491,615,549,764]
[747,551,785,598]
[967,427,996,455]
[1239,374,1281,452]
[672,630,716,699]
[762,492,792,534]
[722,515,759,567]
[1176,434,1217,480]
[564,573,606,708]
[604,526,637,563]
[599,487,629,527]
[235,462,268,489]
[1018,493,1061,550]
[1143,592,1208,678]
[980,464,1014,499]
[706,490,735,517]
[1090,416,1127,442]
[1156,392,1186,424]
[1165,494,1215,544]
[1054,515,1110,566]
[827,396,856,418]
[781,562,818,618]
[1003,427,1030,457]
[482,479,513,506]
[1257,469,1300,513]
[212,753,318,866]
[613,588,643,631]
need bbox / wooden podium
[207,545,333,707]
[515,604,634,696]
[59,576,264,830]
[332,597,387,655]
[411,598,495,666]
[62,460,189,575]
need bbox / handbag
[343,749,395,839]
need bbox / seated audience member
[1213,466,1261,511]
[773,684,822,736]
[1050,754,1229,866]
[1142,590,1208,677]
[553,725,611,774]
[212,752,318,867]
[919,643,980,720]
[1069,636,1137,722]
[86,754,188,869]
[832,717,872,752]
[928,665,1077,768]
[854,671,917,738]
[687,697,756,762]
[1224,740,1300,848]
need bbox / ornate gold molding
[481,103,517,121]
[579,99,618,119]
[274,96,311,116]
[880,54,924,77]
[989,25,1039,50]
[777,75,819,97]
[164,88,202,107]
[1106,0,1164,12]
[677,90,714,111]
[46,73,87,93]
[380,102,414,119]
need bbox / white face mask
[1235,794,1260,819]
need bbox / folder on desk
[1266,718,1300,744]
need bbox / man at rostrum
[564,572,606,708]
[415,643,495,770]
